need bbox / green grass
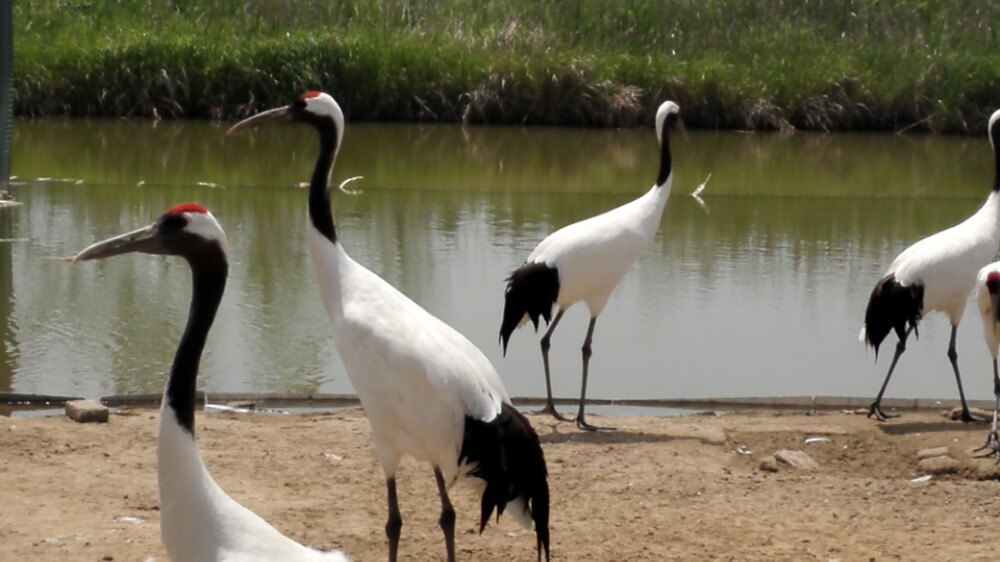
[12,0,1000,132]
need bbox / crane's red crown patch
[301,91,323,100]
[988,271,1000,285]
[165,202,208,216]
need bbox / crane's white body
[975,262,1000,457]
[976,263,1000,357]
[860,108,1000,345]
[527,180,672,317]
[158,406,349,562]
[885,192,1000,324]
[308,228,525,497]
[227,93,548,560]
[858,108,1000,423]
[860,193,1000,349]
[499,101,681,431]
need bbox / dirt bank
[2,408,999,561]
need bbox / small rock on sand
[774,449,819,470]
[65,400,109,423]
[917,455,959,475]
[759,449,818,472]
[759,455,780,472]
[916,446,949,460]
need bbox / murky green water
[1,119,997,403]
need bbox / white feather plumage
[887,192,1000,323]
[500,101,682,430]
[528,179,672,316]
[227,91,553,561]
[158,409,348,562]
[73,208,348,562]
[860,107,1000,422]
[975,264,1000,356]
[308,229,510,481]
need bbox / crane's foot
[973,429,1000,462]
[867,402,899,422]
[575,416,615,432]
[957,408,985,423]
[538,403,572,422]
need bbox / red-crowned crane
[228,92,550,562]
[974,264,1000,459]
[67,203,349,562]
[860,108,1000,422]
[498,101,683,431]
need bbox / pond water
[1,119,998,404]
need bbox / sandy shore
[2,407,999,561]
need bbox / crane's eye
[158,214,188,235]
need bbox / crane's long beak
[227,106,292,135]
[64,224,162,264]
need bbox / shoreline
[3,392,996,413]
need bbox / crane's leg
[868,326,913,421]
[576,317,614,431]
[946,324,983,423]
[385,478,402,562]
[974,358,1000,461]
[539,309,570,421]
[433,468,456,562]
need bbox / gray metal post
[0,0,12,193]
[0,0,11,391]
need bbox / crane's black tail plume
[461,403,550,561]
[500,262,560,355]
[862,273,924,356]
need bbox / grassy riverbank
[13,1,1000,132]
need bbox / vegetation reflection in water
[1,119,998,404]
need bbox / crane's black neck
[656,117,673,188]
[308,119,339,243]
[992,120,1000,193]
[166,244,228,435]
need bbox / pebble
[773,449,819,470]
[916,446,949,460]
[759,449,820,472]
[759,455,780,472]
[917,455,959,475]
[65,400,109,423]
